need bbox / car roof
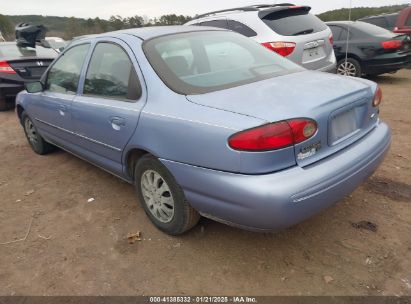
[76,26,227,41]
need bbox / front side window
[84,42,140,100]
[143,31,303,95]
[46,44,90,94]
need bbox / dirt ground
[0,69,410,296]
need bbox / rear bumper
[0,83,24,99]
[161,121,391,231]
[363,53,411,75]
[317,61,337,73]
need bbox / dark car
[358,12,400,31]
[326,21,411,77]
[0,42,57,111]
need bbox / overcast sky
[0,0,409,19]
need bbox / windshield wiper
[292,28,314,36]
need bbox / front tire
[134,155,200,235]
[22,112,54,155]
[337,58,362,77]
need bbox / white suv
[186,4,336,72]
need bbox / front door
[30,43,90,144]
[71,39,146,175]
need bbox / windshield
[143,31,303,95]
[0,44,57,58]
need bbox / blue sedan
[16,26,391,235]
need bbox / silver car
[186,4,336,72]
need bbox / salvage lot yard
[0,70,410,296]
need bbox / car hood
[186,70,372,122]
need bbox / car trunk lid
[186,71,379,167]
[8,58,53,80]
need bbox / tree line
[0,13,192,40]
[0,4,408,41]
[64,14,192,39]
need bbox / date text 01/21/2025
[149,296,257,303]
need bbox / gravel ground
[0,69,410,296]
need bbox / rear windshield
[354,21,395,36]
[143,31,303,95]
[360,14,398,30]
[0,44,57,58]
[261,10,327,36]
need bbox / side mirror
[25,81,44,93]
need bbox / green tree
[156,14,192,26]
[64,17,82,40]
[108,15,126,30]
[317,5,408,22]
[127,15,144,28]
[0,14,14,40]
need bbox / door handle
[58,104,67,116]
[110,117,126,130]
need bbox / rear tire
[22,111,54,155]
[337,58,362,77]
[134,154,200,235]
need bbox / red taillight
[381,40,402,49]
[0,61,16,74]
[329,34,334,45]
[261,42,296,57]
[228,119,317,152]
[373,86,382,107]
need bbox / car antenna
[343,0,352,75]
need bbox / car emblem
[36,61,44,66]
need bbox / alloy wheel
[337,61,357,77]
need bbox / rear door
[71,38,146,175]
[259,7,335,70]
[29,43,90,143]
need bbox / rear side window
[46,44,89,94]
[339,27,352,41]
[329,26,343,40]
[200,20,228,29]
[261,10,327,36]
[84,42,141,101]
[228,20,257,37]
